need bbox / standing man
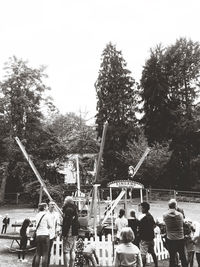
[47,201,61,267]
[1,214,10,234]
[163,199,187,267]
[138,202,158,267]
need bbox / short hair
[38,203,47,211]
[130,210,136,217]
[168,199,177,209]
[119,209,125,218]
[64,196,74,205]
[141,202,150,212]
[120,227,135,243]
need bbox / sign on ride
[107,180,144,189]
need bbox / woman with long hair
[18,218,31,262]
[62,196,80,267]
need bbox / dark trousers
[167,238,188,267]
[32,235,50,267]
[18,237,28,260]
[1,224,8,234]
[47,238,54,267]
[196,252,200,267]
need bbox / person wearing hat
[47,201,61,267]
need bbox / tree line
[0,37,200,204]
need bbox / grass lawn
[0,201,200,266]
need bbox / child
[74,237,85,267]
[18,218,31,263]
[115,209,128,242]
[83,241,99,267]
[114,227,142,267]
[184,220,195,267]
[193,223,200,267]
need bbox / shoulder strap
[36,214,46,231]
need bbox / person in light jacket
[114,227,142,267]
[32,203,52,267]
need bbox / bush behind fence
[3,188,200,205]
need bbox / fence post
[174,190,177,199]
[146,189,149,202]
[149,187,152,202]
[16,193,20,205]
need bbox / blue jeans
[33,235,50,267]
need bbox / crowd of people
[114,198,200,267]
[3,196,200,267]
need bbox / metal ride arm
[101,147,150,226]
[94,121,108,183]
[15,137,63,216]
[88,122,108,237]
[132,147,150,177]
[101,189,126,225]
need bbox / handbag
[30,214,46,247]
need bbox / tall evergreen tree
[140,45,178,144]
[95,43,138,183]
[141,38,200,189]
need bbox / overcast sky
[0,0,200,122]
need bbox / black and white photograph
[0,0,200,266]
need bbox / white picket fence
[50,234,169,266]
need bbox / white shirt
[47,210,61,239]
[36,211,53,236]
[83,242,96,253]
[115,216,128,239]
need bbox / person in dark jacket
[1,214,10,234]
[138,202,158,267]
[62,196,79,267]
[128,210,139,247]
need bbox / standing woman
[62,196,80,267]
[18,218,31,262]
[32,202,52,267]
[115,209,128,242]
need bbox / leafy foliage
[0,57,66,199]
[140,38,200,189]
[120,131,171,187]
[95,43,139,182]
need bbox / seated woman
[114,227,142,267]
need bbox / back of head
[38,202,47,211]
[23,218,31,227]
[130,210,136,218]
[64,196,74,205]
[120,227,135,243]
[168,199,177,209]
[119,209,125,218]
[141,202,150,213]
